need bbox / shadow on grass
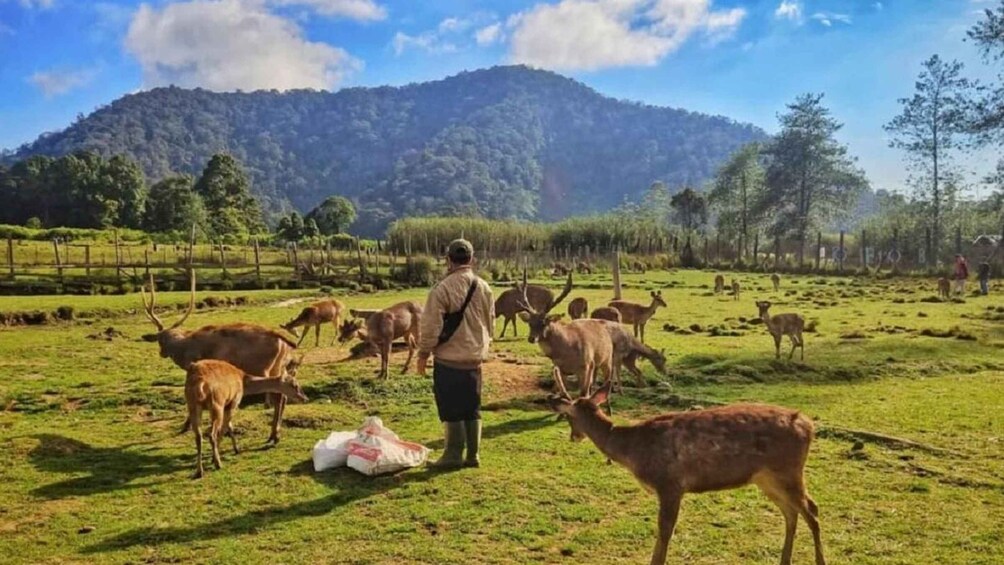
[423,413,557,450]
[82,466,442,554]
[28,434,187,499]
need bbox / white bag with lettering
[345,416,429,476]
[311,431,357,472]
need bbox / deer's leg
[209,404,224,470]
[314,324,321,348]
[756,474,802,565]
[650,489,682,565]
[774,335,782,359]
[223,402,239,455]
[191,407,204,479]
[401,335,416,375]
[295,329,306,348]
[788,335,798,360]
[330,318,339,346]
[267,394,286,444]
[499,317,508,338]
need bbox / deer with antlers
[516,272,615,397]
[608,290,667,343]
[548,381,826,565]
[337,300,423,378]
[140,271,299,445]
[281,299,346,347]
[494,283,558,338]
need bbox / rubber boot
[428,421,465,470]
[463,419,481,468]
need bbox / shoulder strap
[457,279,478,315]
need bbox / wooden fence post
[752,233,759,267]
[219,242,227,277]
[860,230,867,269]
[7,237,14,278]
[291,242,300,281]
[52,239,63,281]
[774,236,781,269]
[838,231,845,272]
[815,232,822,270]
[612,247,622,300]
[356,238,366,281]
[85,245,91,277]
[144,249,151,279]
[253,238,262,282]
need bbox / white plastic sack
[312,431,357,472]
[345,416,429,476]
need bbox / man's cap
[447,238,473,257]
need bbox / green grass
[1,270,1003,564]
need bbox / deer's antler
[545,272,573,314]
[168,269,197,330]
[515,265,536,314]
[140,272,165,331]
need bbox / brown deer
[516,273,614,397]
[590,306,622,323]
[937,277,951,299]
[552,262,570,277]
[772,273,781,292]
[281,299,346,347]
[338,301,422,378]
[140,271,298,444]
[600,320,667,389]
[731,279,741,301]
[567,297,589,320]
[576,261,592,275]
[494,284,556,338]
[632,260,646,274]
[714,274,725,295]
[548,381,825,565]
[185,359,308,478]
[608,290,667,343]
[349,308,380,320]
[756,301,805,360]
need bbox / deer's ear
[590,382,611,406]
[547,314,564,323]
[518,312,531,322]
[546,394,572,413]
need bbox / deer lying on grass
[338,301,422,378]
[731,279,741,301]
[714,274,725,295]
[495,283,557,338]
[772,273,781,292]
[757,301,805,360]
[937,277,951,300]
[281,299,345,347]
[608,290,667,343]
[590,306,622,323]
[516,272,614,397]
[548,381,825,565]
[185,359,307,478]
[140,271,298,444]
[567,297,589,320]
[600,320,667,389]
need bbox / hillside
[8,66,766,236]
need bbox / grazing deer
[140,271,298,444]
[516,273,614,397]
[552,262,570,277]
[632,260,646,274]
[756,301,805,360]
[567,297,589,320]
[338,301,422,378]
[937,277,951,300]
[576,261,593,275]
[281,299,345,347]
[600,320,667,389]
[731,279,741,301]
[494,283,556,338]
[714,274,726,295]
[590,306,622,323]
[608,290,667,343]
[548,381,825,565]
[185,359,308,478]
[772,273,781,292]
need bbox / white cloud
[392,30,458,55]
[269,0,385,21]
[28,67,99,98]
[475,22,502,46]
[811,12,851,27]
[125,0,360,92]
[774,1,801,22]
[507,0,746,72]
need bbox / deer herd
[139,266,826,564]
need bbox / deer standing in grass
[731,279,741,301]
[549,380,825,565]
[281,299,346,347]
[714,274,726,295]
[185,359,308,478]
[494,283,557,338]
[338,301,422,378]
[772,273,782,292]
[590,306,622,323]
[516,273,614,397]
[937,277,951,300]
[757,301,805,360]
[608,290,667,343]
[567,297,589,320]
[140,271,298,444]
[599,321,667,389]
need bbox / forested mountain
[7,66,766,236]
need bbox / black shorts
[432,362,482,422]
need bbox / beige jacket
[418,266,494,368]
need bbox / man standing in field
[417,239,494,469]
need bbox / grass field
[1,270,1002,564]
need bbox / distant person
[417,239,494,469]
[953,254,969,295]
[978,261,991,296]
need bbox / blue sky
[0,0,999,192]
